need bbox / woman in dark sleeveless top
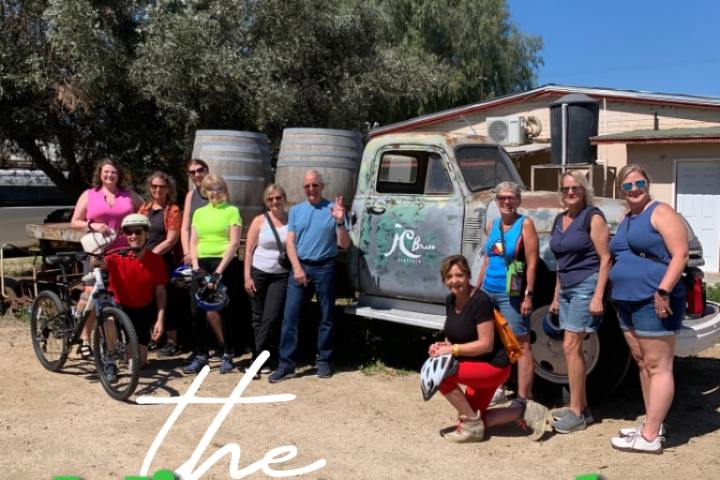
[549,171,610,434]
[181,159,210,266]
[608,164,688,454]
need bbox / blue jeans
[481,287,529,337]
[278,259,336,370]
[559,272,602,333]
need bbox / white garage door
[676,160,720,272]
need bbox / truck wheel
[529,304,632,400]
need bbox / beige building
[371,85,720,271]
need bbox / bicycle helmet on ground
[171,264,193,289]
[195,281,229,312]
[420,353,458,401]
[120,213,151,231]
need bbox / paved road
[0,206,73,247]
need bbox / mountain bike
[30,251,140,401]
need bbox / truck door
[356,147,463,303]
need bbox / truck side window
[424,153,453,195]
[377,152,423,194]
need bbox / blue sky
[508,0,720,97]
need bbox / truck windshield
[455,146,523,192]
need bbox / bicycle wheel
[93,306,140,401]
[30,290,72,372]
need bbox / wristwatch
[451,344,461,357]
[524,290,533,298]
[657,288,669,297]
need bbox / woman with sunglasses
[548,171,610,434]
[181,159,210,266]
[139,171,184,357]
[430,255,550,442]
[476,181,539,405]
[184,174,241,375]
[70,158,143,359]
[609,165,688,454]
[98,214,168,371]
[243,184,290,377]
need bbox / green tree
[0,0,182,195]
[1,0,542,194]
[381,0,543,111]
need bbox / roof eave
[591,136,720,145]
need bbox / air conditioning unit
[487,116,526,146]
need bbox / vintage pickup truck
[345,132,720,394]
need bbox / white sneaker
[489,387,508,406]
[611,433,663,454]
[618,422,666,438]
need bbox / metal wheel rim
[529,305,601,384]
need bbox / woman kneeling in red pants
[428,255,550,442]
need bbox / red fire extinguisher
[685,267,706,316]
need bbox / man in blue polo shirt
[269,170,350,382]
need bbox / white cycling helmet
[420,353,458,401]
[121,213,151,231]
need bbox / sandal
[78,343,93,360]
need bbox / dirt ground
[1,313,719,480]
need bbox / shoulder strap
[513,217,524,261]
[263,211,286,255]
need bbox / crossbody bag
[264,212,292,270]
[499,217,525,297]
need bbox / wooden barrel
[192,130,272,235]
[275,128,362,206]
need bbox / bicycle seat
[45,251,84,266]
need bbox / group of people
[68,156,688,454]
[70,157,348,381]
[429,165,688,454]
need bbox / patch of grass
[360,358,413,377]
[707,283,720,303]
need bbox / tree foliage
[0,0,542,193]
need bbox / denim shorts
[481,288,529,337]
[559,272,602,333]
[613,296,685,337]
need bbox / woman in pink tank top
[70,158,143,356]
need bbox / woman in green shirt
[184,174,241,375]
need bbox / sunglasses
[150,184,167,190]
[621,180,648,192]
[495,195,517,202]
[188,167,207,176]
[123,228,145,236]
[206,188,225,194]
[560,185,583,194]
[303,183,321,190]
[266,195,283,202]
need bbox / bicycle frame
[51,256,119,346]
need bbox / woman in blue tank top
[609,165,688,454]
[476,181,539,404]
[548,171,611,434]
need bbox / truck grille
[463,209,485,244]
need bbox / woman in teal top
[185,174,241,375]
[476,181,539,404]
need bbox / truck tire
[529,303,632,400]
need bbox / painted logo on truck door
[382,223,437,262]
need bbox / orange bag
[493,309,523,364]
